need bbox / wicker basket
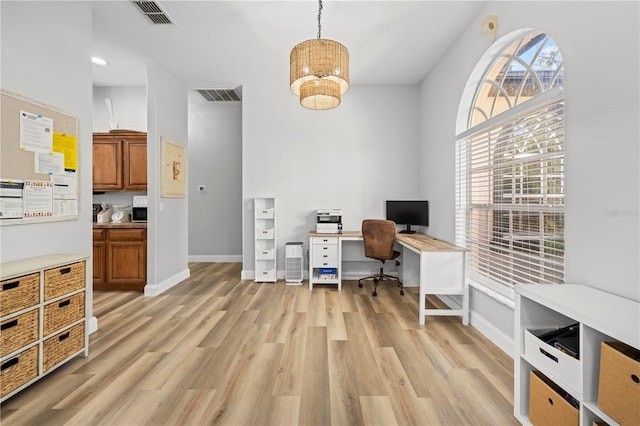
[44,262,85,301]
[0,309,39,357]
[0,345,38,398]
[43,292,85,336]
[0,273,39,316]
[43,322,84,373]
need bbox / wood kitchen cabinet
[92,229,106,286]
[93,131,147,192]
[93,226,146,292]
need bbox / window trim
[456,86,563,140]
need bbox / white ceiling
[89,1,487,89]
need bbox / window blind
[455,96,565,287]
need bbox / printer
[316,209,343,234]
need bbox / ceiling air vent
[132,1,174,25]
[196,89,242,102]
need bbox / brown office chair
[358,219,403,297]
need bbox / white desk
[308,231,468,325]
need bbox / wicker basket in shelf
[0,309,39,357]
[43,292,85,336]
[0,273,39,316]
[43,322,84,373]
[44,262,85,301]
[0,345,38,398]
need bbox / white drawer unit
[255,207,274,220]
[256,268,276,282]
[312,245,338,267]
[256,248,276,260]
[311,236,338,246]
[256,228,275,239]
[309,235,342,290]
[254,198,277,283]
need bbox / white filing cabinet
[254,197,277,282]
[309,236,341,290]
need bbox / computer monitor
[386,200,429,234]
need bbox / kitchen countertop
[93,222,147,229]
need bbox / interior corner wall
[0,1,95,324]
[145,63,190,295]
[188,100,242,261]
[419,0,640,345]
[242,84,420,277]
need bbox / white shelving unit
[514,284,640,426]
[254,197,277,283]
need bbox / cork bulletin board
[1,90,80,225]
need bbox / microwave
[132,207,147,222]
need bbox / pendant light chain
[317,0,323,39]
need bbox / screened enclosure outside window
[456,32,565,288]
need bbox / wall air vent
[132,1,174,25]
[196,89,242,102]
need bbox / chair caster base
[372,291,377,297]
[400,290,404,295]
[358,283,363,288]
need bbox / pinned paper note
[53,132,77,171]
[20,110,53,153]
[35,151,64,175]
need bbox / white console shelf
[514,283,640,426]
[254,197,277,283]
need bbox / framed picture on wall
[161,137,186,198]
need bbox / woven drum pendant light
[290,0,349,110]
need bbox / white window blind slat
[456,96,565,288]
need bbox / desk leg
[462,252,469,325]
[462,284,469,326]
[419,285,426,326]
[419,252,427,325]
[308,241,313,290]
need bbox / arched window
[455,31,565,291]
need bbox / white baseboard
[468,309,515,359]
[88,316,98,334]
[144,268,191,297]
[439,294,514,359]
[188,255,242,263]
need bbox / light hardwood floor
[1,262,517,425]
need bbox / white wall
[93,86,146,132]
[144,63,190,296]
[1,2,96,330]
[419,0,639,351]
[188,99,242,262]
[242,84,420,277]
